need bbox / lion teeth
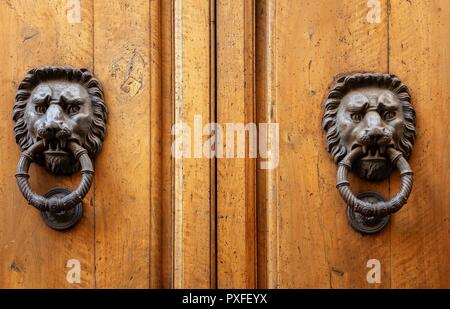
[362,146,367,154]
[60,139,67,149]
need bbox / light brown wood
[0,0,95,288]
[93,0,151,288]
[150,0,163,289]
[389,0,450,288]
[217,0,256,288]
[255,0,392,288]
[253,0,450,288]
[161,0,174,288]
[173,0,215,288]
[0,0,448,289]
[255,0,277,287]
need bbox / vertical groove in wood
[172,0,214,288]
[173,0,184,289]
[161,0,174,288]
[255,0,279,288]
[216,0,257,288]
[265,1,279,288]
[244,0,259,288]
[244,0,257,289]
[150,0,163,288]
[210,0,217,289]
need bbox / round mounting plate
[347,191,390,234]
[40,188,83,230]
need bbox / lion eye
[67,105,80,115]
[35,105,47,114]
[351,113,362,122]
[383,111,396,121]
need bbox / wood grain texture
[389,0,450,288]
[173,0,215,288]
[0,0,212,289]
[93,0,150,288]
[150,0,163,288]
[217,0,256,288]
[0,0,94,288]
[255,0,392,288]
[255,0,277,287]
[161,0,174,288]
[0,0,448,289]
[255,0,279,288]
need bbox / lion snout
[37,122,72,141]
[357,127,393,146]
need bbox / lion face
[323,73,415,181]
[13,67,107,175]
[336,88,405,179]
[26,81,94,174]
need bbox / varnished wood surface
[0,0,215,288]
[0,0,448,288]
[217,0,256,288]
[389,0,450,288]
[253,0,449,288]
[0,0,95,288]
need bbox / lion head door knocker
[13,66,107,230]
[322,73,416,234]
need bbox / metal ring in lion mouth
[336,146,413,218]
[15,140,94,213]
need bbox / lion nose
[365,111,382,128]
[359,111,392,145]
[364,127,387,145]
[38,105,70,140]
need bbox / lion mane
[12,66,107,159]
[322,72,416,163]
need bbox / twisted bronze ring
[336,147,413,218]
[15,140,94,213]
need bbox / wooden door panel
[0,0,95,288]
[254,0,392,288]
[0,0,214,288]
[389,0,450,288]
[217,0,257,288]
[93,0,151,288]
[249,0,450,288]
[172,0,215,288]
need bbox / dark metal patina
[323,72,416,233]
[13,66,107,230]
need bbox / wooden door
[0,0,215,288]
[0,0,448,289]
[215,0,449,288]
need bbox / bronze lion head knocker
[323,72,416,233]
[13,66,107,230]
